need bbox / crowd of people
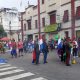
[0,36,80,66]
[0,38,49,64]
[57,37,80,66]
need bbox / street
[0,50,80,80]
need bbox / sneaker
[66,64,71,66]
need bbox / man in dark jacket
[42,40,49,64]
[65,39,71,66]
[34,39,40,64]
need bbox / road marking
[0,69,23,76]
[0,64,11,68]
[31,77,48,80]
[0,67,17,71]
[0,63,6,65]
[0,64,48,80]
[0,72,35,80]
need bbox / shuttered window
[35,20,38,29]
[50,14,56,25]
[24,24,26,31]
[42,0,44,4]
[63,10,69,22]
[76,6,80,20]
[27,20,31,30]
[42,17,45,27]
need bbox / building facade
[0,8,20,41]
[59,0,80,40]
[21,0,80,41]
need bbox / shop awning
[44,24,58,33]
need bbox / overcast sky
[0,0,37,12]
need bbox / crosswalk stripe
[0,63,6,65]
[0,67,17,71]
[0,64,11,68]
[0,69,24,76]
[0,72,35,80]
[31,77,48,80]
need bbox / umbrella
[0,37,10,41]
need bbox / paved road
[0,63,47,80]
[0,50,80,80]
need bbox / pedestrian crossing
[0,63,48,80]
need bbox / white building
[0,8,20,41]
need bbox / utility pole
[38,0,41,39]
[71,0,75,39]
[21,12,24,41]
[9,21,11,39]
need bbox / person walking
[42,40,49,64]
[72,39,78,57]
[23,39,28,53]
[11,39,17,58]
[34,39,40,64]
[17,39,23,57]
[32,41,36,64]
[65,38,71,66]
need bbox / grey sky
[0,0,37,11]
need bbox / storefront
[76,30,80,40]
[27,34,33,41]
[44,24,58,41]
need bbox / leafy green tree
[0,25,7,38]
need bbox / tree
[0,25,7,38]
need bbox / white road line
[0,69,24,76]
[0,72,35,80]
[31,77,48,80]
[0,63,6,65]
[0,64,11,68]
[0,67,17,71]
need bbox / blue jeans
[36,52,40,64]
[11,49,17,57]
[43,52,48,63]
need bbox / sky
[0,0,37,12]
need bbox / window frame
[42,0,44,4]
[27,20,31,30]
[76,6,80,20]
[35,20,38,29]
[42,17,45,27]
[63,10,69,23]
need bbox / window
[35,20,38,28]
[63,10,69,22]
[76,6,80,20]
[65,31,69,38]
[42,0,44,4]
[27,20,31,30]
[42,17,45,27]
[24,24,26,31]
[35,35,38,40]
[50,14,56,25]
